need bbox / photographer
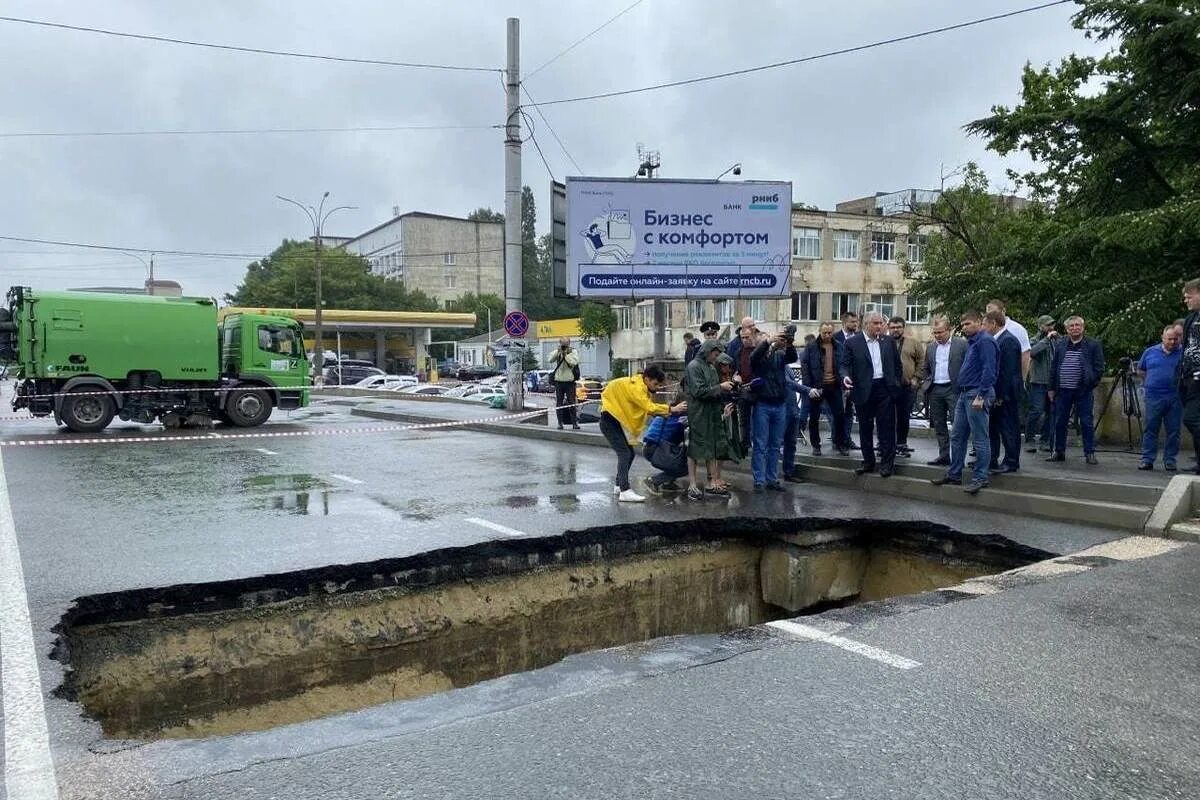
[548,337,581,431]
[749,325,798,492]
[1137,325,1182,470]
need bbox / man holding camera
[548,337,581,431]
[749,325,798,491]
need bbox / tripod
[1094,362,1142,451]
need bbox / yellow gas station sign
[535,318,582,339]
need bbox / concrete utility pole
[277,192,356,380]
[637,144,667,362]
[504,17,524,412]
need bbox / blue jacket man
[749,333,797,490]
[932,311,998,493]
[985,311,1024,473]
[1138,324,1182,470]
[1048,315,1105,464]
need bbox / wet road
[0,398,1193,799]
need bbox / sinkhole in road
[53,518,1050,740]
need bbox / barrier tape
[8,378,503,401]
[0,404,563,448]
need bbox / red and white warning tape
[0,406,559,448]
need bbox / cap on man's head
[1037,315,1056,326]
[699,321,720,334]
[701,339,724,356]
[716,353,734,366]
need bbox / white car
[479,375,507,388]
[354,374,419,390]
[396,383,449,396]
[464,387,506,402]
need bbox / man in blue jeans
[1047,315,1106,465]
[1137,324,1182,470]
[749,328,798,491]
[930,310,998,494]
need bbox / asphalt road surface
[0,399,1195,799]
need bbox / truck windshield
[257,325,302,357]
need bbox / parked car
[480,375,507,388]
[527,369,553,392]
[457,365,501,381]
[575,378,604,401]
[324,365,385,385]
[464,387,506,403]
[396,383,449,396]
[353,374,418,391]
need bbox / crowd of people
[593,282,1200,501]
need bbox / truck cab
[219,312,310,414]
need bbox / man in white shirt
[987,298,1031,380]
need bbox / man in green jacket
[1025,315,1058,453]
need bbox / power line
[525,0,646,80]
[0,123,498,139]
[527,129,558,183]
[526,0,1072,108]
[520,84,583,175]
[0,235,261,259]
[0,15,499,73]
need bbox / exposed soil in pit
[52,517,1051,740]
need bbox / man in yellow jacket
[599,364,687,502]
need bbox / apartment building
[609,192,941,370]
[337,210,504,306]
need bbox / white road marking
[766,620,921,670]
[464,517,528,538]
[329,473,364,485]
[207,432,222,439]
[0,448,61,798]
[252,448,279,456]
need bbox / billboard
[563,177,792,299]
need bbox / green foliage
[225,240,440,312]
[578,301,617,345]
[909,0,1200,360]
[519,348,538,371]
[609,359,629,379]
[443,292,505,340]
[467,208,505,223]
[521,189,581,321]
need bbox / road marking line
[329,474,364,485]
[464,517,528,538]
[252,448,279,455]
[0,448,61,799]
[766,620,921,670]
[207,432,222,439]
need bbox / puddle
[53,518,1051,740]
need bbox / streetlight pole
[276,193,355,377]
[123,251,156,293]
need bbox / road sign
[503,310,529,338]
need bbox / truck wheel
[61,389,116,433]
[225,388,272,427]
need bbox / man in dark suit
[801,321,847,455]
[832,311,860,449]
[984,310,1024,473]
[839,311,903,477]
[921,317,967,466]
[1047,315,1106,465]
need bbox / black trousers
[1182,379,1200,462]
[554,380,577,426]
[894,385,915,447]
[988,396,1022,470]
[855,380,896,470]
[600,412,635,491]
[809,382,847,448]
[736,396,754,457]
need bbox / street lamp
[715,162,742,180]
[123,251,156,291]
[276,192,356,376]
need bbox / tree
[467,208,505,223]
[908,1,1200,358]
[578,301,617,345]
[520,189,581,321]
[225,240,440,312]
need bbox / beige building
[337,211,504,306]
[609,193,942,370]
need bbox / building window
[791,292,818,322]
[870,232,896,263]
[861,293,895,320]
[637,303,654,329]
[792,227,821,259]
[832,293,859,318]
[615,306,633,330]
[443,252,456,266]
[713,299,732,323]
[908,234,928,265]
[687,300,705,326]
[905,295,930,323]
[443,273,456,289]
[833,231,859,261]
[746,299,764,322]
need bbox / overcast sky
[0,0,1104,299]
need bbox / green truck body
[0,287,309,432]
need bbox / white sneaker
[617,489,646,503]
